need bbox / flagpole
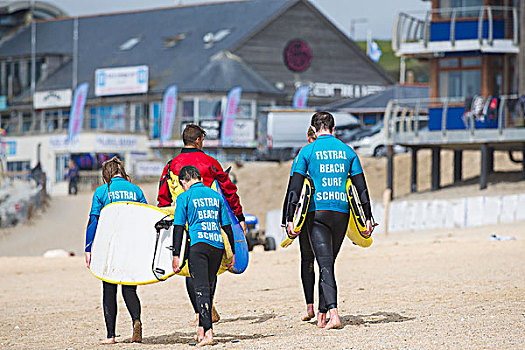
[366,30,372,56]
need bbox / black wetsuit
[282,175,315,305]
[287,134,372,313]
[102,283,141,338]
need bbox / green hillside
[356,40,429,83]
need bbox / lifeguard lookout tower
[388,0,524,196]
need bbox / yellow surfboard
[346,176,374,248]
[280,177,313,248]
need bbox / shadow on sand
[134,313,277,345]
[310,311,414,329]
[137,330,273,345]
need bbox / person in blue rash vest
[282,126,317,322]
[84,156,147,345]
[286,112,374,330]
[172,166,235,347]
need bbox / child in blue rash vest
[286,112,374,330]
[172,165,235,347]
[84,156,147,345]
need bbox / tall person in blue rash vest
[286,112,374,330]
[84,156,147,345]
[282,126,317,321]
[172,166,235,347]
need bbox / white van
[351,122,405,157]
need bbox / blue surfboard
[212,180,249,274]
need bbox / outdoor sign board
[95,65,149,96]
[33,89,72,109]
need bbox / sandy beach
[1,222,524,349]
[1,155,524,349]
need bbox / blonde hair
[307,126,317,140]
[102,156,130,184]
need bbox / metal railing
[393,6,518,51]
[384,95,523,144]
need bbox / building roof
[1,0,295,99]
[322,84,429,113]
[0,1,67,18]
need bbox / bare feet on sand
[324,308,342,330]
[99,337,115,345]
[301,303,315,321]
[195,326,204,343]
[317,312,327,328]
[131,320,142,343]
[196,329,214,347]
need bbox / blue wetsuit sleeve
[85,215,98,252]
[173,195,187,226]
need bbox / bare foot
[99,337,115,345]
[301,303,315,321]
[131,320,142,343]
[317,312,327,328]
[324,308,342,330]
[196,329,214,347]
[191,313,199,327]
[212,305,220,323]
[195,326,204,343]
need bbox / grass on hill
[356,40,429,83]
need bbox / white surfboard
[90,202,178,285]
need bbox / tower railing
[393,6,518,52]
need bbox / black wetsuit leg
[299,212,315,305]
[102,282,141,338]
[102,282,118,338]
[308,211,348,313]
[122,285,141,324]
[186,277,199,314]
[186,275,218,314]
[188,243,223,333]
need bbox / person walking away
[172,166,235,347]
[286,112,374,330]
[282,126,317,321]
[84,156,148,344]
[158,124,246,325]
[66,159,79,195]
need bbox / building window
[7,161,30,172]
[21,113,32,132]
[132,103,146,132]
[198,99,222,119]
[182,99,195,120]
[89,105,126,131]
[437,56,481,98]
[149,102,160,139]
[439,0,482,18]
[237,100,254,119]
[45,111,60,132]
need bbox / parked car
[351,121,406,157]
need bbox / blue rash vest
[85,176,147,252]
[173,182,231,250]
[290,153,314,208]
[293,134,364,214]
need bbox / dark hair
[179,165,201,183]
[102,156,130,184]
[311,111,334,132]
[182,124,206,146]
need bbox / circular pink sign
[284,39,312,72]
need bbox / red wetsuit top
[157,148,245,222]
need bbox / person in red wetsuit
[157,124,246,326]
